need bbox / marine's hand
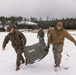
[45,44,50,51]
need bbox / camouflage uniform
[52,44,63,66]
[48,22,76,67]
[3,31,26,67]
[37,29,45,42]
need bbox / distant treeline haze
[0,16,76,30]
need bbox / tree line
[0,16,76,31]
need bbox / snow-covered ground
[0,31,76,75]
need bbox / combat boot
[54,64,61,71]
[22,59,25,64]
[25,58,27,65]
[54,64,60,68]
[16,66,20,71]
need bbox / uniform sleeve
[48,32,52,45]
[64,30,76,44]
[3,35,9,48]
[19,32,26,45]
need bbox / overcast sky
[0,0,76,19]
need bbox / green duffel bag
[23,39,49,64]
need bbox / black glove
[45,44,50,51]
[47,44,50,48]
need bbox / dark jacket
[3,31,26,49]
[37,30,44,38]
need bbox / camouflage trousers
[14,46,24,67]
[39,37,44,42]
[52,44,63,65]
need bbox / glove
[45,44,50,51]
[47,44,50,48]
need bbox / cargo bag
[24,39,48,64]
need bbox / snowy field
[0,31,76,75]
